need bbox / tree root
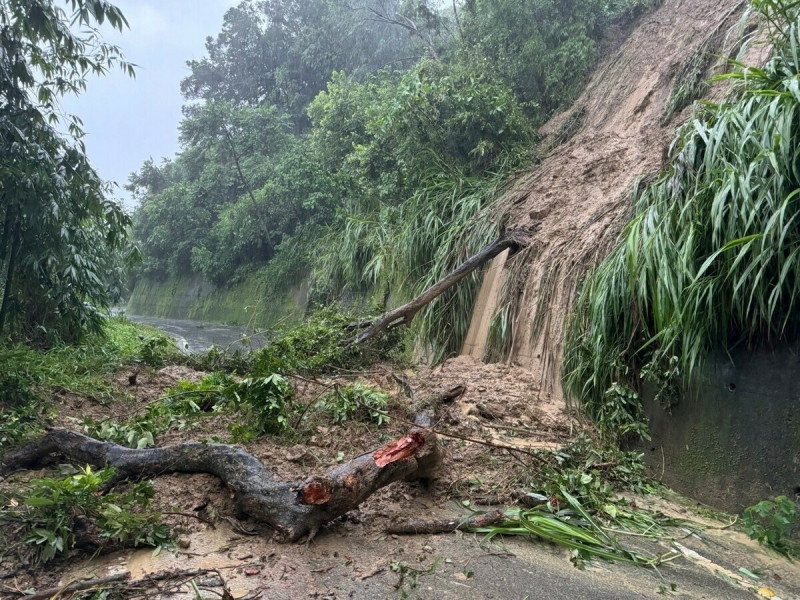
[1,425,440,543]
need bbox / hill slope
[464,0,760,403]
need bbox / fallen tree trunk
[1,426,440,542]
[352,227,533,345]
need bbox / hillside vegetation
[564,0,800,434]
[128,0,656,359]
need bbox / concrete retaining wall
[126,273,309,330]
[641,346,800,512]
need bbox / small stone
[286,445,309,462]
[422,545,433,553]
[244,568,261,576]
[177,538,190,549]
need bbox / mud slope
[464,0,755,403]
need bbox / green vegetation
[226,374,294,441]
[83,372,233,449]
[474,437,677,566]
[77,307,399,449]
[0,466,170,564]
[744,495,799,557]
[564,0,800,431]
[4,0,792,585]
[83,370,295,447]
[0,0,135,343]
[251,305,402,375]
[324,382,390,426]
[129,0,655,358]
[475,492,668,566]
[0,317,177,449]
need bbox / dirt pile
[7,362,800,600]
[464,0,759,403]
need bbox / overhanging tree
[0,0,134,340]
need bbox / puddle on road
[60,523,265,598]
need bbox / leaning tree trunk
[1,425,440,542]
[352,227,533,345]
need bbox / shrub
[2,466,170,564]
[227,374,293,441]
[324,382,390,426]
[744,495,799,557]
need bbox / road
[122,313,271,354]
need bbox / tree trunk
[0,228,22,336]
[223,124,274,257]
[0,200,15,269]
[1,426,441,542]
[352,227,532,345]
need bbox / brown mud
[0,358,574,594]
[465,0,773,404]
[2,1,797,597]
[2,361,799,599]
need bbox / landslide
[466,0,757,403]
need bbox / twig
[98,389,221,423]
[163,510,216,529]
[20,573,130,600]
[392,373,418,403]
[386,510,506,535]
[292,387,329,429]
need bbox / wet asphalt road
[122,313,270,354]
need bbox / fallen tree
[352,227,534,345]
[1,425,440,543]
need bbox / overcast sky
[61,0,239,209]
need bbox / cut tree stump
[352,227,534,345]
[0,426,440,542]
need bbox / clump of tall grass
[316,158,513,362]
[564,0,800,421]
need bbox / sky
[61,0,239,209]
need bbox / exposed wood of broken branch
[353,228,532,345]
[1,425,440,543]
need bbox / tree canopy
[0,0,134,341]
[130,0,655,357]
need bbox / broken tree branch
[20,573,131,600]
[351,227,532,346]
[386,509,506,535]
[1,425,440,543]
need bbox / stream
[122,313,271,354]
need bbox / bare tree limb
[20,573,131,600]
[363,5,440,60]
[386,509,506,534]
[351,227,533,346]
[1,426,440,543]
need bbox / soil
[2,359,800,599]
[0,357,576,594]
[2,1,797,597]
[464,0,773,404]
